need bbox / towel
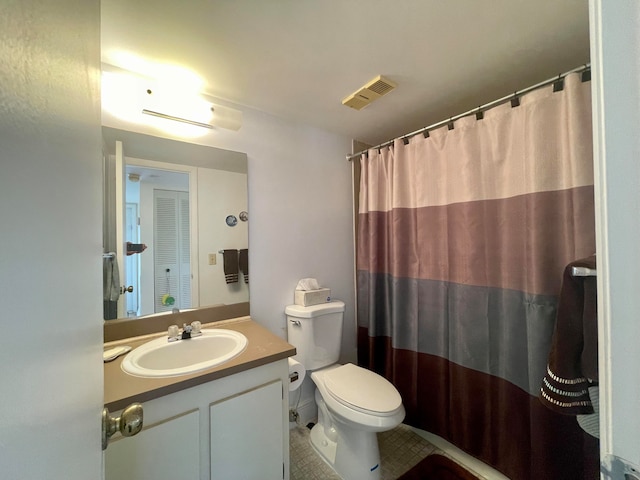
[103,254,120,301]
[540,255,598,415]
[223,249,239,284]
[577,386,600,438]
[239,248,249,284]
[103,253,120,320]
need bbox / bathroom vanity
[103,316,295,480]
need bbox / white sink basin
[121,329,248,378]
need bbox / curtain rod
[346,63,591,161]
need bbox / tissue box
[294,288,331,306]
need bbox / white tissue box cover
[294,288,331,306]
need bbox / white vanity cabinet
[105,359,289,480]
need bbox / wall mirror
[102,126,249,321]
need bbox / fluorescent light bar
[141,109,214,129]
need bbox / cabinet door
[210,380,284,479]
[106,410,200,480]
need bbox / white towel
[577,386,600,438]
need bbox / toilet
[286,301,405,480]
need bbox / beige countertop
[104,316,296,411]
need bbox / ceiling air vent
[342,75,397,111]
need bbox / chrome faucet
[181,324,192,340]
[167,321,202,342]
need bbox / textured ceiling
[101,0,590,146]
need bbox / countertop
[104,316,296,411]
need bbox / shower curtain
[357,73,598,479]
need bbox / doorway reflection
[125,165,191,317]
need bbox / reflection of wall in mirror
[131,165,248,316]
[197,167,249,307]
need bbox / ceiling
[101,0,590,147]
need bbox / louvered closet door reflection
[153,189,191,313]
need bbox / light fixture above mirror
[102,63,242,135]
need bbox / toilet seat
[312,363,405,435]
[322,363,402,416]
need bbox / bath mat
[398,454,480,480]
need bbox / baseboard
[291,397,317,428]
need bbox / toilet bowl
[286,301,405,480]
[310,363,405,479]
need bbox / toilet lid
[323,363,402,414]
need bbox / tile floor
[289,423,441,480]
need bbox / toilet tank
[286,300,345,371]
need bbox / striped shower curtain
[357,73,598,479]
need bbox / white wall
[0,1,103,479]
[197,168,249,307]
[243,112,356,363]
[590,0,640,474]
[103,96,357,363]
